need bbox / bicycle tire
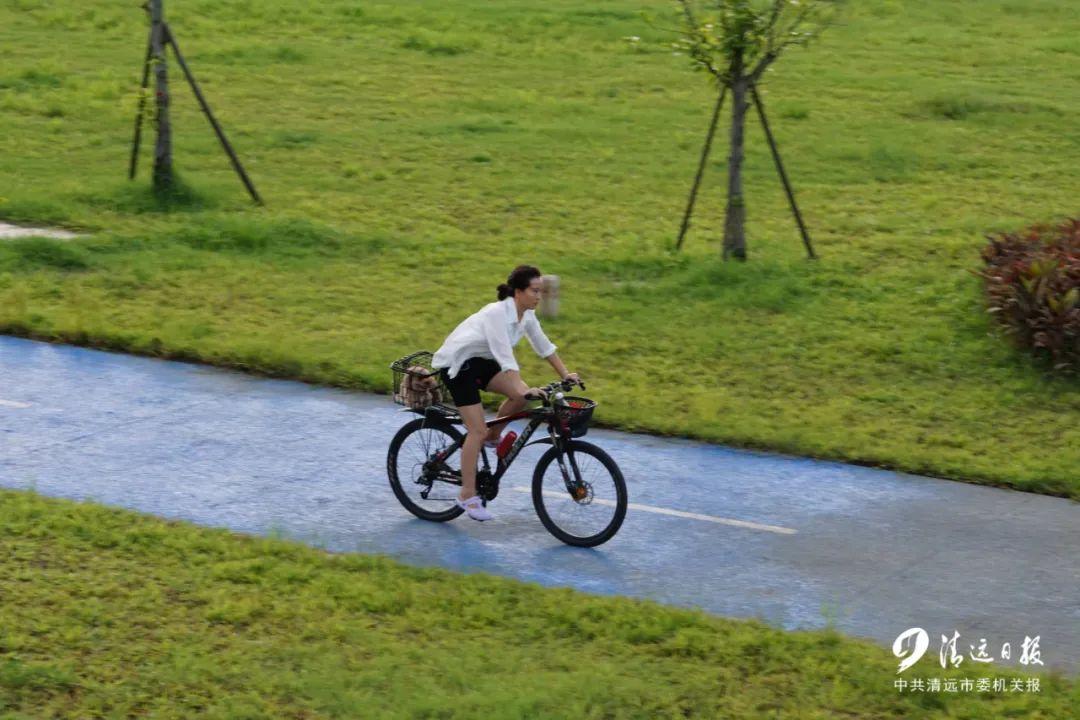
[531,441,627,547]
[387,417,465,522]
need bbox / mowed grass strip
[0,0,1078,496]
[0,489,1075,719]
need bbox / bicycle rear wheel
[387,417,464,522]
[532,440,626,547]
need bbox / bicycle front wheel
[532,440,627,547]
[387,417,464,522]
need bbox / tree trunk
[723,52,748,261]
[150,0,172,194]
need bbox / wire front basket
[391,351,449,409]
[554,396,596,438]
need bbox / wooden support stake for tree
[676,84,727,251]
[128,32,153,180]
[749,83,816,259]
[149,0,172,193]
[164,22,263,205]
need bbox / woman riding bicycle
[432,265,579,521]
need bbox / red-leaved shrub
[979,218,1080,372]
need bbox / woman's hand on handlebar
[523,375,585,400]
[523,386,549,401]
[560,373,585,391]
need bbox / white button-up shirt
[432,297,557,379]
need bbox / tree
[674,0,840,260]
[130,0,263,204]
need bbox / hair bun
[496,283,511,300]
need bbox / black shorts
[439,357,502,407]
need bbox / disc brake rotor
[571,482,593,503]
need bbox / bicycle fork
[554,445,591,503]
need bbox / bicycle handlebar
[524,377,585,402]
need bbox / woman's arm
[482,305,520,373]
[523,313,557,360]
[545,353,578,383]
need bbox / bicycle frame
[408,400,586,492]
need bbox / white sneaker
[483,435,501,450]
[457,495,493,522]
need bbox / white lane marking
[0,399,32,409]
[512,486,796,535]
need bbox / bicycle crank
[477,469,500,502]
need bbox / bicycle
[387,351,627,547]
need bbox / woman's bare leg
[483,396,527,442]
[457,403,487,501]
[484,371,530,442]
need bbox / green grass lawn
[0,0,1078,497]
[1,489,1075,718]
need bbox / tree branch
[674,0,841,87]
[677,0,722,79]
[770,2,814,55]
[748,51,777,84]
[677,0,699,30]
[765,0,785,49]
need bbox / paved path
[1,336,1077,674]
[0,221,79,240]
